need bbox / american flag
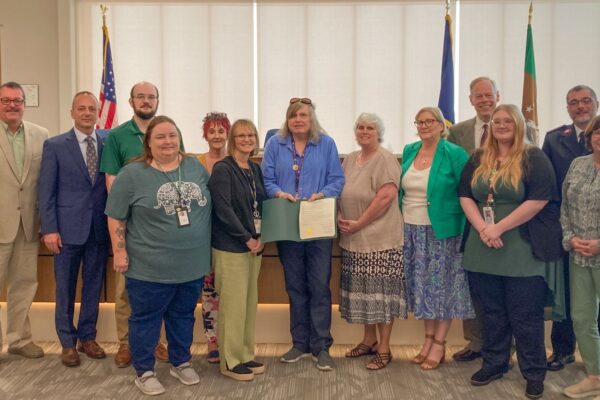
[98,20,118,129]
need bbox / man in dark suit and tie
[38,91,109,367]
[448,76,499,362]
[542,84,598,372]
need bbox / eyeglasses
[491,118,515,126]
[0,98,25,106]
[290,97,312,105]
[567,97,594,107]
[414,119,437,128]
[133,94,158,101]
[235,134,256,141]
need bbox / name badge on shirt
[482,206,495,225]
[254,218,262,235]
[177,208,190,227]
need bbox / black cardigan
[459,147,564,262]
[208,156,266,253]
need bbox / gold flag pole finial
[445,0,451,16]
[528,1,533,24]
[100,4,108,26]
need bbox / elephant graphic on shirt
[154,181,208,215]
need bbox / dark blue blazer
[38,129,108,245]
[542,124,590,200]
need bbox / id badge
[482,206,495,225]
[177,209,190,227]
[254,218,262,234]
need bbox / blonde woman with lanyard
[459,104,563,400]
[209,119,266,381]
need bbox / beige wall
[0,0,61,134]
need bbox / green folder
[261,197,337,243]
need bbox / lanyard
[290,135,305,197]
[155,157,184,206]
[486,161,500,208]
[236,159,260,218]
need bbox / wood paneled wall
[2,241,342,304]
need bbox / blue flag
[438,14,454,126]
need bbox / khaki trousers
[214,248,261,371]
[114,271,131,344]
[0,223,39,348]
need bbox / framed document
[22,84,39,107]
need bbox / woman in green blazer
[400,106,474,370]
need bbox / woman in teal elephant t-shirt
[106,115,212,396]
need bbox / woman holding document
[338,113,406,370]
[209,119,266,381]
[262,97,345,371]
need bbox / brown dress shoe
[155,342,169,362]
[77,340,106,359]
[62,348,81,367]
[115,343,132,368]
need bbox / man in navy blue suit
[542,84,598,372]
[38,91,109,367]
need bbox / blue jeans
[469,271,547,382]
[126,277,203,375]
[277,239,333,355]
[54,227,108,348]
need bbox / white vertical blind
[458,1,600,139]
[76,0,600,153]
[76,2,253,152]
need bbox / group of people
[0,77,598,399]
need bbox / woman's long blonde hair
[471,104,530,190]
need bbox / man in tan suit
[0,81,48,358]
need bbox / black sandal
[366,352,392,370]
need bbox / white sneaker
[170,362,200,385]
[564,376,600,398]
[134,371,165,396]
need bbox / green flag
[522,2,538,144]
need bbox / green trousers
[570,259,600,375]
[213,248,261,371]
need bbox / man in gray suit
[449,77,499,154]
[448,76,499,362]
[0,81,48,358]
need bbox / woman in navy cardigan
[400,106,474,370]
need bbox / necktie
[480,123,489,147]
[579,132,586,148]
[85,136,98,183]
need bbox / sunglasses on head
[289,97,312,105]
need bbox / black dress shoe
[546,353,575,371]
[470,368,506,386]
[453,348,482,362]
[525,380,544,399]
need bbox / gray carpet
[0,343,585,399]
